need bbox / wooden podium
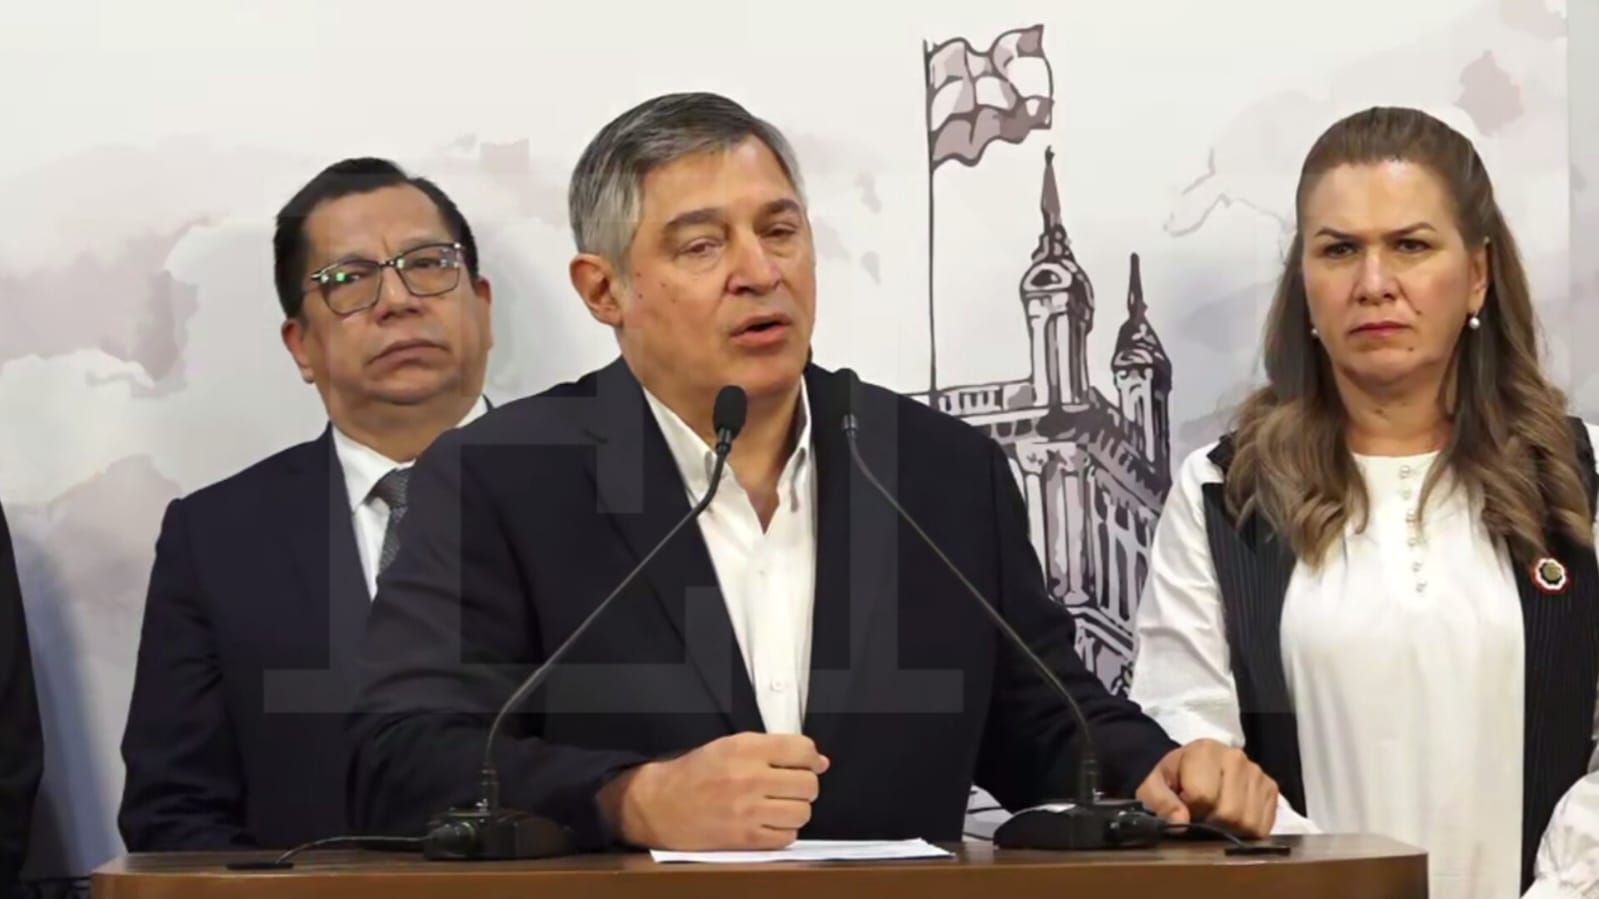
[92,835,1426,899]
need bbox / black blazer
[0,500,43,890]
[119,429,372,851]
[348,359,1177,847]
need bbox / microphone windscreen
[713,385,748,438]
[834,368,860,419]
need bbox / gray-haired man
[348,92,1276,851]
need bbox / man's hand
[1135,739,1278,838]
[598,732,830,850]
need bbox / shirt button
[1399,465,1412,478]
[1416,581,1427,593]
[1412,561,1422,573]
[1407,537,1419,548]
[770,679,788,692]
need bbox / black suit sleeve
[118,499,255,851]
[973,441,1178,807]
[348,433,649,848]
[0,502,42,891]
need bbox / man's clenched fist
[598,732,830,850]
[1136,739,1278,838]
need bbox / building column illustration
[1122,513,1140,621]
[1046,314,1068,407]
[1068,457,1093,598]
[1066,308,1089,404]
[1061,459,1088,599]
[1026,473,1046,562]
[1085,470,1105,600]
[1039,455,1071,599]
[1007,453,1042,555]
[1115,513,1134,623]
[1028,306,1053,406]
[1015,447,1048,577]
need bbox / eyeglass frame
[303,241,468,317]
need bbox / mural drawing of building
[911,144,1173,694]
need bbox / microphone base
[422,806,576,861]
[992,798,1163,851]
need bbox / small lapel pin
[1532,557,1569,594]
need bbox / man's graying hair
[567,92,806,269]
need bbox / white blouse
[1128,423,1599,899]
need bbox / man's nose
[726,234,782,294]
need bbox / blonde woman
[1130,106,1599,899]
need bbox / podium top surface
[93,835,1427,899]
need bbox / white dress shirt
[1129,422,1599,899]
[331,395,489,599]
[642,383,818,735]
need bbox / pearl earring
[1468,313,1481,331]
[1310,326,1320,339]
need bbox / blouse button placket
[1400,464,1425,593]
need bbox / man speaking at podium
[349,92,1277,851]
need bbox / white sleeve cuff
[1269,796,1319,836]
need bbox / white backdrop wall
[1572,0,1599,406]
[0,0,1587,886]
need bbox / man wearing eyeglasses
[118,157,494,851]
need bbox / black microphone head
[835,368,861,434]
[713,385,747,440]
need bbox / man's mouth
[733,314,791,336]
[375,338,444,359]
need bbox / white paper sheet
[650,838,954,864]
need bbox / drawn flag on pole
[925,24,1054,170]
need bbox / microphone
[833,368,1159,851]
[422,385,749,860]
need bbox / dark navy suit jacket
[1,500,43,888]
[119,428,377,850]
[348,359,1178,847]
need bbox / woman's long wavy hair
[1225,106,1591,566]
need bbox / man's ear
[280,315,316,384]
[472,275,495,351]
[569,253,626,327]
[472,274,495,309]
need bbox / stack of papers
[650,838,953,864]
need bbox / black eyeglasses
[305,242,466,316]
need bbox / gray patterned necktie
[371,468,411,575]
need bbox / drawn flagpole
[922,24,1056,406]
[922,39,939,407]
